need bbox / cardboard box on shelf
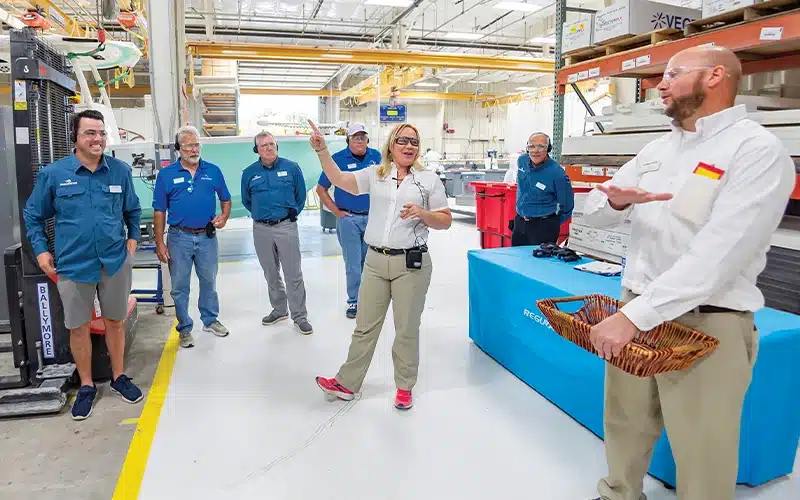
[701,0,758,17]
[593,0,701,44]
[563,18,595,53]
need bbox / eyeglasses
[526,144,548,151]
[661,66,717,82]
[80,130,107,138]
[349,135,368,143]
[395,136,419,147]
[257,143,277,150]
[179,142,200,150]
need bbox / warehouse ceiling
[3,0,604,94]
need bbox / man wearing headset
[511,132,575,246]
[315,123,381,319]
[242,131,313,335]
[153,125,232,349]
[23,109,143,420]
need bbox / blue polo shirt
[152,159,231,229]
[23,153,142,283]
[516,155,575,223]
[241,157,307,222]
[318,147,380,213]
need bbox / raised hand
[597,184,673,210]
[308,120,326,152]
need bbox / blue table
[468,246,800,487]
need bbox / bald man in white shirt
[583,46,796,500]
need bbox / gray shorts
[56,253,134,329]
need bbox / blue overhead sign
[380,104,407,123]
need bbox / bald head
[668,45,741,98]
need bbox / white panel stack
[593,0,701,44]
[568,192,632,264]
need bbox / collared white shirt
[353,163,449,249]
[582,105,796,331]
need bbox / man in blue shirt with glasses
[23,109,143,420]
[511,132,575,246]
[153,125,232,349]
[315,123,380,319]
[242,131,313,335]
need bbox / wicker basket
[536,294,720,377]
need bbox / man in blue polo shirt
[511,132,575,246]
[23,109,143,420]
[315,123,380,319]
[153,125,232,348]
[242,131,313,335]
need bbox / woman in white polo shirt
[308,119,452,410]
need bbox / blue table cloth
[468,246,800,487]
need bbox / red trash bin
[472,182,589,248]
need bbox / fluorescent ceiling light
[529,35,556,44]
[365,0,414,6]
[494,1,544,13]
[443,32,484,40]
[414,82,440,87]
[516,86,536,91]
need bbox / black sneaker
[72,385,97,420]
[110,374,143,404]
[295,320,313,335]
[346,304,357,319]
[262,311,289,326]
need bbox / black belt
[520,213,557,221]
[174,226,206,234]
[369,245,427,256]
[347,210,369,216]
[256,215,291,226]
[696,305,743,314]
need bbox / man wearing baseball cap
[316,123,381,318]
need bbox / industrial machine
[562,96,800,315]
[0,29,138,418]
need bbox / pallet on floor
[562,28,683,65]
[685,0,800,34]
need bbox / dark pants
[511,214,561,246]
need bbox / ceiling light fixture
[364,0,414,7]
[494,1,545,13]
[516,86,537,91]
[414,82,440,87]
[443,32,485,40]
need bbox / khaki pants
[598,289,759,500]
[336,248,433,392]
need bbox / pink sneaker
[315,376,355,401]
[395,389,413,409]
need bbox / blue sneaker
[72,385,97,421]
[110,374,143,404]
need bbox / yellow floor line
[112,323,179,500]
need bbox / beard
[664,77,706,126]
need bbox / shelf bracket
[571,83,604,134]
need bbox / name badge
[109,185,122,193]
[693,162,725,181]
[640,160,660,173]
[535,182,546,190]
[277,171,288,177]
[173,177,185,184]
[347,163,357,170]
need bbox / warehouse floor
[1,211,798,500]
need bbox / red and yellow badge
[693,162,725,181]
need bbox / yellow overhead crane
[186,41,555,74]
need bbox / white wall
[113,104,155,142]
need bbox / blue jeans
[336,213,368,304]
[167,227,219,333]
